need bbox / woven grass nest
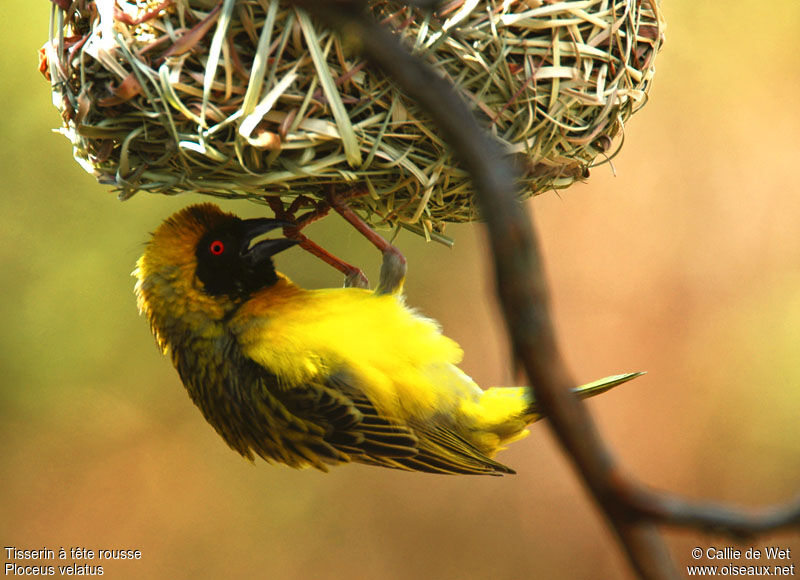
[44,0,664,239]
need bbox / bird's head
[134,204,297,348]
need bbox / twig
[625,485,800,536]
[289,1,800,577]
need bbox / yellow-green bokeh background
[2,2,799,578]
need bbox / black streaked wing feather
[325,374,516,476]
[180,329,513,474]
[269,374,420,463]
[408,424,516,475]
[242,365,515,476]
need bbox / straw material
[43,0,664,238]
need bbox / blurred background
[2,1,799,578]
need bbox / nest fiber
[44,0,664,236]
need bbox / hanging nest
[42,0,664,239]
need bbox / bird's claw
[344,271,370,289]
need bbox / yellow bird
[134,203,638,475]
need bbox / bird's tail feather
[524,371,644,420]
[573,371,645,400]
[464,372,643,459]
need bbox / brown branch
[626,485,800,536]
[289,1,800,577]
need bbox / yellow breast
[231,278,478,420]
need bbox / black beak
[238,218,299,266]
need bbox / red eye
[209,240,225,255]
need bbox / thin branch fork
[288,1,800,577]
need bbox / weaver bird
[134,203,639,475]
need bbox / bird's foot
[265,195,369,289]
[326,188,407,295]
